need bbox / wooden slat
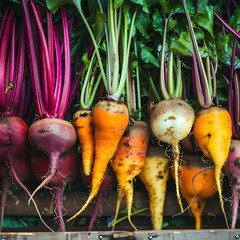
[3,190,223,217]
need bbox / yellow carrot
[138,145,170,230]
[193,106,232,228]
[67,99,129,222]
[111,120,149,230]
[73,109,94,176]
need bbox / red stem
[21,0,45,118]
[9,22,26,115]
[0,9,15,114]
[58,6,71,119]
[29,0,55,116]
[53,23,63,115]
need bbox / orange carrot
[111,120,149,230]
[138,145,170,230]
[73,109,94,176]
[67,99,129,222]
[171,154,217,230]
[193,106,232,227]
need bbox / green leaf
[94,10,106,40]
[171,31,193,56]
[113,0,124,9]
[152,9,164,34]
[135,12,151,39]
[46,0,73,14]
[171,29,208,57]
[131,0,149,13]
[229,7,240,32]
[140,45,159,67]
[194,6,214,37]
[217,34,234,67]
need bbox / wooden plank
[0,230,239,240]
[3,190,223,217]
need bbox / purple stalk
[47,11,55,84]
[21,0,45,118]
[53,24,63,115]
[7,16,15,97]
[192,53,205,107]
[9,23,26,115]
[228,39,240,139]
[214,11,240,40]
[29,0,55,116]
[0,9,15,113]
[58,6,71,119]
[0,7,10,40]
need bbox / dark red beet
[28,118,77,201]
[0,116,28,161]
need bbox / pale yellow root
[112,189,123,231]
[67,194,95,222]
[172,139,184,213]
[215,168,229,228]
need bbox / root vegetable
[111,120,149,231]
[138,145,170,230]
[67,99,129,222]
[171,154,217,229]
[28,118,77,203]
[80,163,117,231]
[193,106,232,227]
[223,140,240,229]
[73,109,94,176]
[150,98,195,212]
[30,147,79,231]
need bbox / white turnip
[150,98,195,212]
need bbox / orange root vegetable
[73,109,94,176]
[111,120,149,231]
[150,98,195,212]
[171,154,217,230]
[67,99,129,222]
[138,145,170,230]
[193,106,232,228]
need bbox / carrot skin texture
[73,109,94,176]
[111,120,149,230]
[171,154,217,230]
[138,145,170,230]
[67,100,129,222]
[193,106,232,227]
